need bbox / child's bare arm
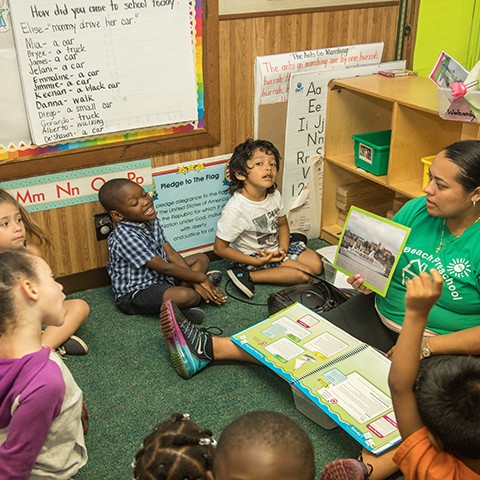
[146,252,206,284]
[388,269,443,440]
[214,237,273,267]
[277,215,290,254]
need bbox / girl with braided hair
[132,413,216,480]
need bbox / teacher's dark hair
[443,139,480,192]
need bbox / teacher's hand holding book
[347,273,373,294]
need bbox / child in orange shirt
[388,270,480,480]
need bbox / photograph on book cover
[333,206,410,296]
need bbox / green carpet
[66,239,372,479]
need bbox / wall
[29,5,400,282]
[413,0,480,76]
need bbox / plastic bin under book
[291,386,337,430]
[352,129,391,175]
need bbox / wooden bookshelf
[321,74,480,243]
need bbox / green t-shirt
[376,196,480,334]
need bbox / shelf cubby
[321,74,480,242]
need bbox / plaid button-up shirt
[106,219,175,300]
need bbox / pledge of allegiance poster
[152,156,231,253]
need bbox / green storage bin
[352,129,391,176]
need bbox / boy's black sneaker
[206,270,223,286]
[226,266,255,298]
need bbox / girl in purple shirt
[0,250,87,479]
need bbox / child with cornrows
[0,189,89,355]
[132,412,216,480]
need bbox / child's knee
[303,250,324,274]
[312,257,323,275]
[170,288,201,309]
[295,270,311,283]
[199,253,210,269]
[190,252,210,271]
[76,300,90,323]
[65,299,90,324]
[80,300,91,319]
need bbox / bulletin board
[0,0,220,181]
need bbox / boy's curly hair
[98,178,135,213]
[228,139,281,195]
[132,413,216,480]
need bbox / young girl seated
[0,189,89,355]
[132,412,216,480]
[214,139,323,298]
[0,250,87,479]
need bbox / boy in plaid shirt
[99,179,226,322]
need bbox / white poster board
[0,17,32,149]
[282,60,405,217]
[254,43,384,135]
[9,0,198,145]
[287,154,323,238]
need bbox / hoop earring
[474,200,477,208]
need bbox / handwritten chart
[254,43,384,107]
[9,0,198,146]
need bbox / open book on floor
[231,303,401,455]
